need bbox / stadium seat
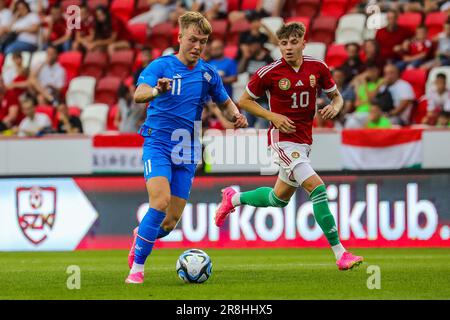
[401,68,427,99]
[320,0,349,18]
[107,50,135,80]
[270,47,282,60]
[3,51,31,70]
[261,17,284,35]
[241,0,258,10]
[79,51,108,81]
[95,76,122,106]
[425,12,447,39]
[36,105,55,126]
[68,106,81,118]
[228,19,251,45]
[134,0,150,17]
[397,12,423,34]
[285,16,311,33]
[107,104,119,131]
[30,51,47,73]
[66,76,97,110]
[325,43,348,68]
[309,16,338,45]
[210,19,228,42]
[303,42,327,60]
[227,0,239,12]
[232,72,249,103]
[61,0,82,12]
[127,23,148,45]
[224,45,238,59]
[0,53,3,72]
[110,0,135,23]
[426,66,450,93]
[58,51,83,83]
[149,22,174,51]
[87,0,110,11]
[292,0,321,17]
[335,13,366,44]
[80,103,109,135]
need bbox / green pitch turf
[0,248,449,300]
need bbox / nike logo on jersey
[295,80,304,86]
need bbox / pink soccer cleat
[336,251,364,270]
[128,227,138,269]
[215,187,237,227]
[125,272,144,284]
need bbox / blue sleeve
[209,68,229,105]
[228,59,237,77]
[136,59,164,87]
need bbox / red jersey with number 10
[246,56,336,145]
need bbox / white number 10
[291,92,309,108]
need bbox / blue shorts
[142,137,197,200]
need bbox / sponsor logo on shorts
[279,78,291,90]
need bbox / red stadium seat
[107,104,119,131]
[286,16,312,32]
[149,22,174,51]
[228,19,251,45]
[95,76,122,106]
[68,106,81,118]
[58,51,82,83]
[111,0,135,23]
[87,0,110,11]
[320,0,349,18]
[425,12,447,39]
[325,43,348,68]
[127,23,148,45]
[228,0,240,12]
[241,0,258,10]
[401,68,427,99]
[61,0,82,12]
[36,105,56,127]
[309,16,338,45]
[107,50,135,80]
[79,51,108,81]
[211,19,228,42]
[397,12,423,34]
[134,0,151,17]
[224,45,238,59]
[0,53,4,73]
[293,0,321,18]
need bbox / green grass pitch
[0,248,449,300]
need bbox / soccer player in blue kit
[125,12,248,284]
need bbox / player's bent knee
[269,190,290,208]
[293,162,317,188]
[150,194,171,211]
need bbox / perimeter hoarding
[0,173,449,251]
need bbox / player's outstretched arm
[320,89,344,120]
[218,98,249,128]
[134,78,172,104]
[239,91,296,133]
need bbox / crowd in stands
[0,0,449,138]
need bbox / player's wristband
[152,87,160,98]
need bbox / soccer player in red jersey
[215,22,363,270]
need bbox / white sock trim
[131,262,145,274]
[332,243,346,260]
[231,192,241,207]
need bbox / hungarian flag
[341,129,423,170]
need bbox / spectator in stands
[365,101,392,129]
[340,42,364,85]
[207,39,237,98]
[436,19,450,66]
[394,25,433,71]
[374,63,415,125]
[345,63,382,128]
[0,76,22,133]
[15,95,52,137]
[238,10,278,51]
[0,0,13,37]
[71,5,94,52]
[56,102,83,134]
[2,51,27,87]
[229,0,286,23]
[173,0,228,22]
[129,0,176,28]
[375,9,413,63]
[361,39,384,69]
[80,6,131,55]
[1,0,40,54]
[423,73,450,125]
[42,4,72,52]
[133,47,153,86]
[19,0,48,14]
[436,111,450,127]
[27,45,66,106]
[114,84,146,133]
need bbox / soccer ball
[176,249,212,284]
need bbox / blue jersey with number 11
[136,54,229,138]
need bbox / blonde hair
[178,11,212,35]
[276,22,306,40]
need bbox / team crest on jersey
[278,78,291,90]
[203,72,212,83]
[309,75,316,88]
[291,152,300,159]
